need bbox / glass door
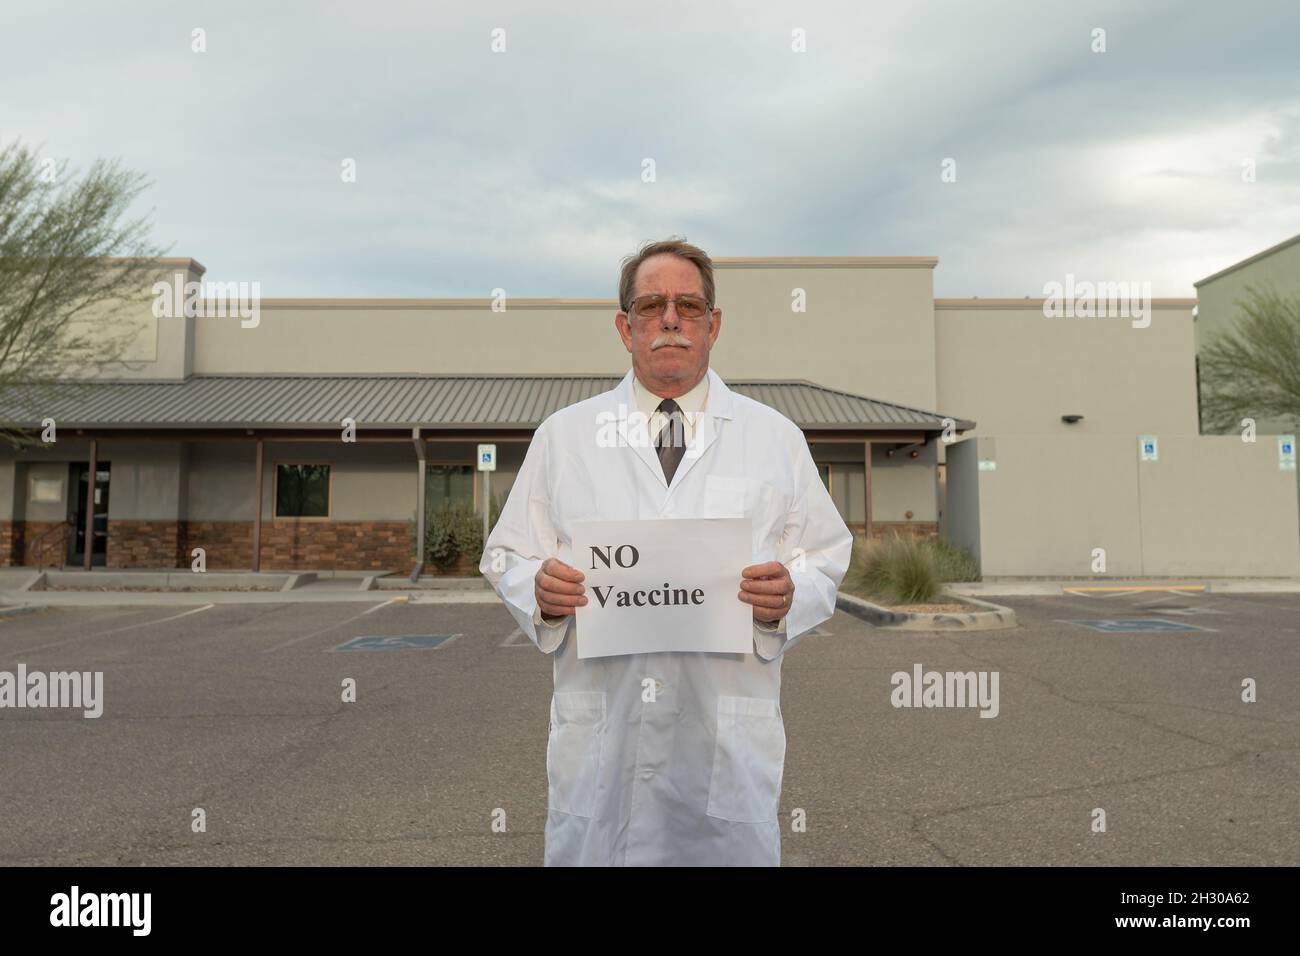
[68,462,111,566]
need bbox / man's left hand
[739,561,794,623]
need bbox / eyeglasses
[627,294,712,321]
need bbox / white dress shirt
[632,367,710,450]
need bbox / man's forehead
[634,255,703,295]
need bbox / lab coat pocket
[704,476,787,552]
[706,695,786,824]
[704,475,747,518]
[547,691,607,818]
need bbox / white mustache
[651,333,693,350]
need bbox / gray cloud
[2,0,1297,297]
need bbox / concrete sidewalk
[0,567,492,610]
[0,568,490,587]
[4,568,1299,610]
[0,590,499,610]
[950,578,1300,596]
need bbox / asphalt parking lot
[0,588,1296,866]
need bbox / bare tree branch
[0,138,170,450]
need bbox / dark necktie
[654,398,686,485]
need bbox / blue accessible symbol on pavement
[1066,619,1210,633]
[333,634,459,651]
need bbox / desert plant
[425,501,461,566]
[449,503,484,563]
[845,531,941,605]
[868,535,941,600]
[843,533,980,603]
[425,499,502,570]
[927,535,981,582]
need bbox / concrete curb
[949,578,1300,596]
[0,588,499,607]
[32,570,293,591]
[375,576,490,590]
[836,590,1018,631]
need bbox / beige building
[2,245,1297,579]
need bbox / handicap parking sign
[477,443,496,472]
[333,634,459,651]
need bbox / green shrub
[927,535,981,582]
[842,533,980,605]
[425,501,462,566]
[450,504,484,562]
[851,532,941,604]
[424,498,505,570]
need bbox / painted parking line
[407,593,500,605]
[263,602,405,653]
[1063,584,1208,596]
[362,596,409,614]
[498,623,831,646]
[3,604,215,659]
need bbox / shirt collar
[632,369,710,418]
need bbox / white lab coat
[479,366,853,866]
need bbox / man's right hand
[535,557,587,622]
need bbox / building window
[820,462,865,523]
[275,463,330,517]
[817,463,830,491]
[427,463,475,510]
[29,476,64,504]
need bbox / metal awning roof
[0,374,974,432]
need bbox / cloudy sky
[3,0,1297,298]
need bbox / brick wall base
[0,520,15,567]
[183,521,254,570]
[0,519,415,572]
[186,520,414,571]
[107,520,183,568]
[0,520,73,568]
[259,520,414,571]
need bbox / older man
[480,238,852,865]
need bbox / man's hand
[738,561,794,623]
[535,557,587,620]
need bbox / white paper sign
[571,517,753,659]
